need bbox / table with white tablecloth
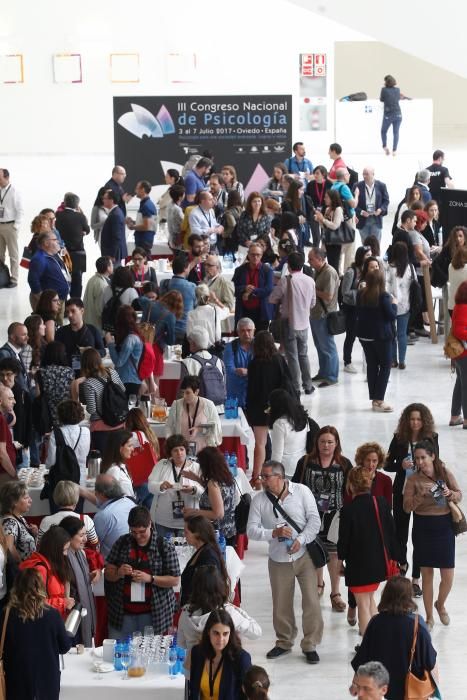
[60,649,184,700]
[149,410,252,470]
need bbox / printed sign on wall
[299,53,327,131]
[114,95,292,194]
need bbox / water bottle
[114,639,124,671]
[232,397,239,419]
[224,452,230,469]
[164,532,174,545]
[218,531,227,560]
[404,453,415,480]
[229,453,238,477]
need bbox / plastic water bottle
[224,452,230,468]
[217,531,227,560]
[232,397,239,419]
[114,640,124,671]
[229,453,238,477]
[164,532,173,545]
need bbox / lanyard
[365,184,375,200]
[186,398,200,430]
[0,186,11,205]
[171,458,186,483]
[199,206,213,226]
[314,181,325,206]
[208,657,224,698]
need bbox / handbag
[444,332,464,360]
[322,218,355,245]
[408,265,423,314]
[373,496,400,578]
[234,480,251,535]
[0,606,10,700]
[137,302,156,344]
[404,615,436,700]
[20,245,33,270]
[448,500,467,536]
[265,490,330,569]
[318,298,346,335]
[126,431,157,487]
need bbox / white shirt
[270,417,308,476]
[0,184,24,228]
[45,424,91,486]
[106,463,135,498]
[148,457,202,528]
[247,481,320,562]
[385,264,414,316]
[448,263,467,310]
[185,304,230,346]
[37,510,98,546]
[189,206,220,245]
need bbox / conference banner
[113,95,292,194]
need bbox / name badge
[71,354,81,371]
[187,441,197,458]
[317,493,331,512]
[172,498,185,519]
[366,203,375,214]
[130,581,146,602]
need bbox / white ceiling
[287,0,467,79]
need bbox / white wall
[0,0,369,242]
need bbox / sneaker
[398,363,406,370]
[414,328,430,338]
[372,401,394,413]
[303,650,320,664]
[412,583,422,598]
[266,646,291,659]
[344,364,358,374]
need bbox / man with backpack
[179,327,226,412]
[331,168,357,273]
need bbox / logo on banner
[117,103,176,139]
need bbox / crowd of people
[0,139,461,699]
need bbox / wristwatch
[152,575,157,585]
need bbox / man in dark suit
[232,243,274,332]
[100,190,127,266]
[355,167,390,244]
[104,165,132,215]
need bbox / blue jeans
[381,115,402,151]
[392,312,410,364]
[359,220,382,244]
[360,339,392,401]
[155,523,184,537]
[108,612,153,640]
[134,483,154,510]
[310,317,339,382]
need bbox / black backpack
[234,481,251,535]
[46,427,82,511]
[97,373,129,427]
[0,262,11,289]
[102,288,125,333]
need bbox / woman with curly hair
[385,403,438,598]
[353,442,392,507]
[292,426,352,612]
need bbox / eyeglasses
[259,473,277,480]
[52,298,60,303]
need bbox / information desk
[60,649,184,700]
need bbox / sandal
[449,417,463,426]
[330,593,346,612]
[347,606,357,626]
[317,582,325,597]
[434,600,450,626]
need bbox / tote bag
[126,431,157,486]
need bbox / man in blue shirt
[93,474,135,559]
[164,255,197,342]
[126,180,157,254]
[182,157,212,209]
[331,168,357,216]
[28,231,70,310]
[285,142,313,185]
[223,318,255,408]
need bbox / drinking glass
[144,625,154,638]
[94,659,104,681]
[121,651,130,679]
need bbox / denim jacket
[108,333,143,384]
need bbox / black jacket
[189,646,251,700]
[385,433,439,498]
[55,209,89,252]
[180,543,222,607]
[337,493,400,587]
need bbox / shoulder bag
[234,480,251,535]
[126,431,158,487]
[444,331,464,360]
[322,218,355,245]
[264,490,329,569]
[318,297,346,336]
[408,264,423,315]
[404,615,436,700]
[137,301,156,344]
[0,606,10,700]
[373,496,400,578]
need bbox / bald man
[0,384,17,481]
[355,167,390,244]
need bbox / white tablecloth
[127,239,173,258]
[60,649,184,699]
[149,408,253,446]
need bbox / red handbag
[373,496,400,578]
[126,431,158,486]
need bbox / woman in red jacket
[450,280,467,427]
[20,525,75,619]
